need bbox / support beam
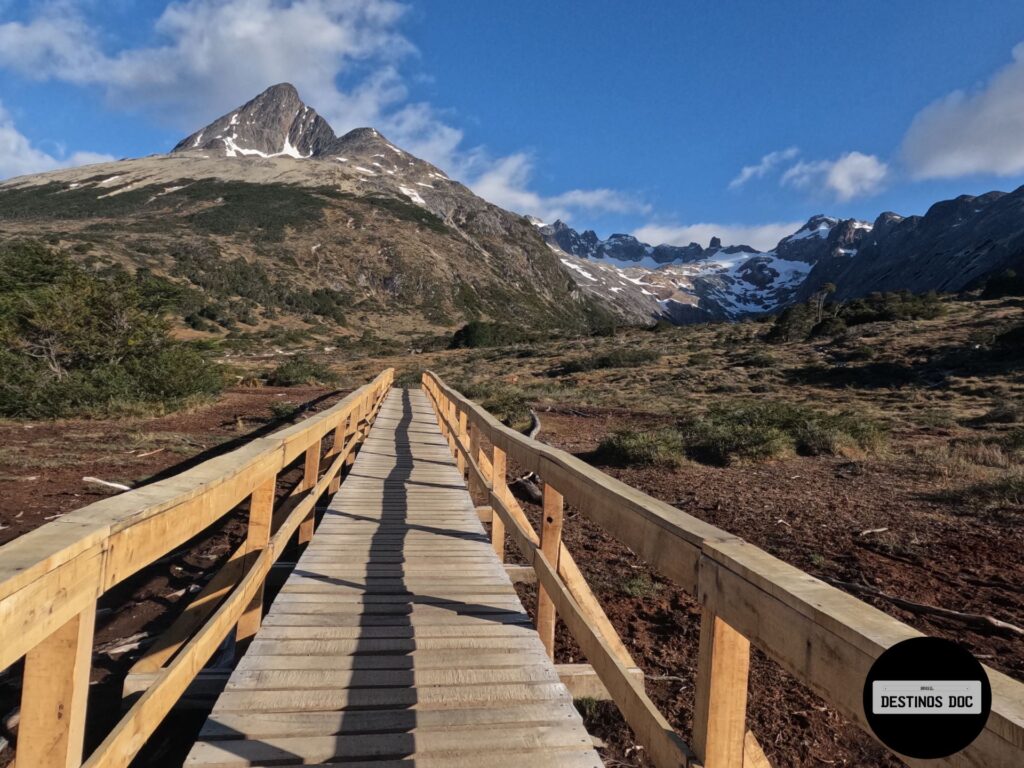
[693,608,751,768]
[537,483,564,658]
[298,438,322,546]
[490,445,507,563]
[236,477,276,643]
[18,603,96,768]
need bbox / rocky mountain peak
[709,236,722,250]
[172,82,337,158]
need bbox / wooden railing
[0,368,393,768]
[423,371,1024,768]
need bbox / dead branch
[526,409,542,439]
[826,578,1024,637]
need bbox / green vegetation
[767,290,946,343]
[943,474,1024,511]
[265,355,338,387]
[170,244,348,327]
[594,428,687,468]
[450,321,531,349]
[460,380,531,429]
[982,269,1024,299]
[620,572,662,599]
[682,401,885,465]
[559,347,660,374]
[0,241,223,418]
[595,401,885,468]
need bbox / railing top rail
[423,370,1024,765]
[0,368,393,615]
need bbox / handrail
[423,370,1024,768]
[1,367,394,768]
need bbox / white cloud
[902,42,1024,179]
[0,0,642,221]
[0,101,114,180]
[728,146,799,189]
[466,153,649,223]
[633,221,802,252]
[781,151,888,201]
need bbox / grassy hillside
[0,177,614,347]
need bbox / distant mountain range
[1,82,1023,334]
[539,190,1024,322]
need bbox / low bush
[681,401,885,466]
[0,241,224,418]
[981,269,1024,299]
[450,321,531,349]
[460,381,531,429]
[559,347,660,374]
[594,428,686,467]
[944,474,1024,511]
[265,355,338,387]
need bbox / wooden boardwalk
[184,388,602,767]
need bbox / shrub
[943,474,1024,511]
[0,241,224,418]
[265,356,338,387]
[450,321,530,349]
[981,269,1024,299]
[680,401,885,466]
[594,428,686,467]
[461,381,531,429]
[974,400,1024,425]
[559,347,660,374]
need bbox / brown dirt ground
[2,294,1023,766]
[0,386,343,767]
[489,407,1023,767]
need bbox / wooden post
[236,476,276,643]
[537,483,564,658]
[490,445,507,562]
[328,421,344,494]
[468,423,481,497]
[456,410,468,475]
[18,603,96,768]
[693,607,751,768]
[298,437,322,546]
[446,400,457,454]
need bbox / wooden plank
[225,665,561,691]
[186,724,595,766]
[487,485,692,768]
[505,564,537,584]
[556,663,644,701]
[693,608,750,768]
[236,477,276,643]
[199,700,581,738]
[745,730,773,768]
[537,482,564,658]
[211,682,573,713]
[297,438,322,545]
[246,637,548,655]
[490,444,507,562]
[18,602,96,768]
[130,541,248,676]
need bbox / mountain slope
[0,85,613,341]
[544,190,1024,323]
[542,216,872,322]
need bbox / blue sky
[3,1,1024,249]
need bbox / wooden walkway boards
[184,388,603,767]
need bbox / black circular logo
[863,637,991,759]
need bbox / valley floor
[1,294,1022,767]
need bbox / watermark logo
[863,637,991,759]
